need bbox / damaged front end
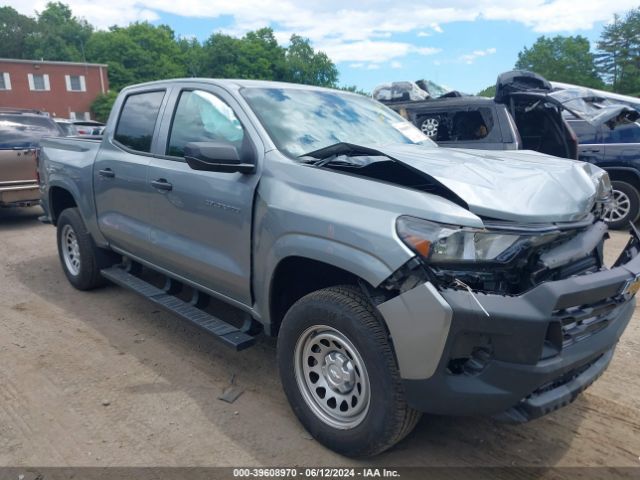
[373,206,639,420]
[395,214,610,296]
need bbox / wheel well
[49,187,77,224]
[269,257,361,336]
[605,169,640,193]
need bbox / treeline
[0,2,343,119]
[513,6,640,96]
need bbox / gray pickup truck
[39,79,639,457]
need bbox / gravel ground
[0,206,639,470]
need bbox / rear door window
[420,108,494,142]
[568,120,599,144]
[449,108,494,141]
[602,123,640,144]
[114,90,165,153]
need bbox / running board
[101,266,256,351]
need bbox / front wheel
[603,181,640,230]
[277,286,421,457]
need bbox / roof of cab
[121,78,349,94]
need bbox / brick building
[0,58,109,120]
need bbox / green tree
[85,22,186,90]
[476,85,496,97]
[515,35,604,88]
[27,2,93,61]
[596,8,640,94]
[284,35,338,87]
[200,29,338,87]
[0,6,37,59]
[1,3,346,93]
[177,36,205,77]
[201,28,286,80]
[90,90,118,122]
[339,85,370,96]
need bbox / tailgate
[0,148,38,184]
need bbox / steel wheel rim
[61,224,81,276]
[420,118,439,137]
[294,325,370,429]
[604,189,631,223]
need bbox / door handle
[582,148,601,153]
[151,178,173,191]
[98,168,115,178]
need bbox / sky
[6,0,639,94]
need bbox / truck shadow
[0,206,43,231]
[13,253,584,469]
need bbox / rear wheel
[277,285,421,457]
[56,208,118,290]
[604,181,640,230]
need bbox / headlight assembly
[595,171,612,202]
[396,216,560,264]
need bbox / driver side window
[167,89,244,157]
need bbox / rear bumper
[398,232,640,419]
[0,183,40,206]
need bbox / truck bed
[38,136,103,222]
[0,147,38,185]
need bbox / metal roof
[0,58,108,68]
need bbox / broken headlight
[396,216,559,264]
[595,170,612,202]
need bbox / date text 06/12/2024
[233,468,400,478]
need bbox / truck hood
[305,142,606,223]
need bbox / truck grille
[553,297,623,347]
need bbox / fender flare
[46,178,107,246]
[47,179,82,223]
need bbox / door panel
[94,143,154,256]
[94,89,167,258]
[602,123,640,168]
[147,159,257,304]
[146,87,260,305]
[569,120,604,164]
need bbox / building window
[0,73,11,90]
[65,74,86,92]
[28,73,50,91]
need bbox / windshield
[0,114,60,148]
[240,87,435,157]
[56,122,77,136]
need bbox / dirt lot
[0,206,639,469]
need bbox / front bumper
[398,231,640,419]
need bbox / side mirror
[184,141,256,174]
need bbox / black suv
[568,119,640,228]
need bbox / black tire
[277,285,421,457]
[605,181,640,230]
[56,207,118,290]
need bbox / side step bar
[101,266,256,351]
